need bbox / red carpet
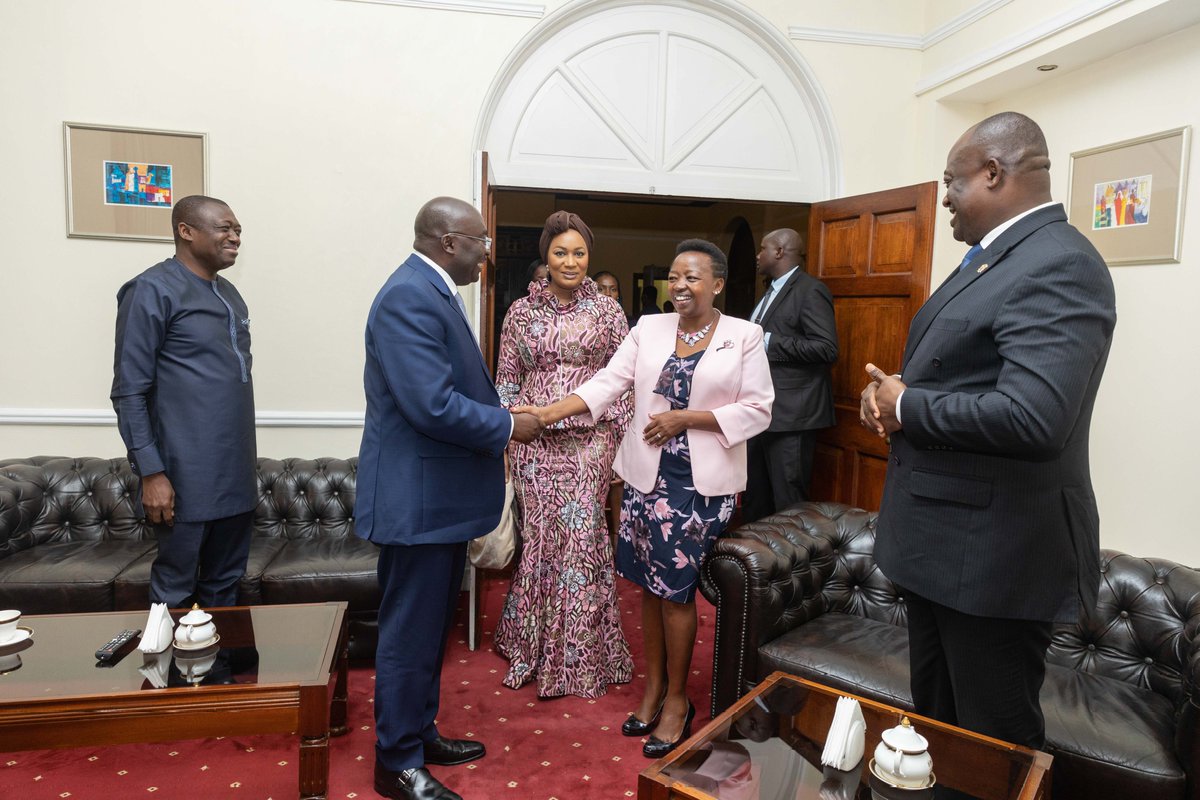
[0,576,716,799]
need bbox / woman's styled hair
[539,210,594,264]
[674,238,728,279]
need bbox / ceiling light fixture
[1037,64,1058,72]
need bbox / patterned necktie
[958,244,983,271]
[752,284,775,324]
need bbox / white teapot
[873,717,933,789]
[174,605,217,648]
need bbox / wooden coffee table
[639,671,1052,799]
[0,602,348,800]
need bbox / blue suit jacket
[355,254,512,546]
[875,205,1117,623]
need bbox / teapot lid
[881,717,929,754]
[179,604,212,625]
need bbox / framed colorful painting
[1067,126,1190,266]
[64,123,207,242]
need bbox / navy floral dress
[615,351,736,603]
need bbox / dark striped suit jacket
[875,204,1117,623]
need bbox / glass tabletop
[654,675,1043,800]
[0,603,343,701]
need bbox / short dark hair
[539,210,594,264]
[674,238,728,279]
[171,195,229,242]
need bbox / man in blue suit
[357,196,543,800]
[861,113,1116,750]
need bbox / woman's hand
[511,404,551,428]
[643,410,689,446]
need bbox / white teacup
[0,610,20,642]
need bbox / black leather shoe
[374,764,462,800]
[642,701,695,759]
[423,735,486,766]
[621,700,665,736]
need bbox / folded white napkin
[821,696,866,771]
[138,603,174,653]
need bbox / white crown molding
[337,0,544,19]
[787,0,1013,51]
[0,409,365,429]
[915,0,1130,95]
[923,0,1014,48]
[787,27,922,50]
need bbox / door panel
[474,151,498,371]
[808,182,937,510]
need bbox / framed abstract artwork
[64,122,207,242]
[1067,126,1190,266]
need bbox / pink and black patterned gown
[493,277,634,698]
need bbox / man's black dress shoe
[373,764,462,800]
[642,701,695,759]
[423,735,486,766]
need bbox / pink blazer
[575,312,774,497]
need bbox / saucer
[868,759,935,791]
[0,626,33,648]
[174,634,220,652]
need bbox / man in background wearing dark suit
[860,112,1117,749]
[744,228,838,521]
[356,197,542,800]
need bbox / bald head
[757,228,806,279]
[413,196,489,285]
[943,112,1054,245]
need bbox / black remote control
[95,629,141,663]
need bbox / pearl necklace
[677,313,718,346]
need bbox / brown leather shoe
[423,735,486,766]
[373,764,462,800]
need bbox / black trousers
[902,588,1054,749]
[744,429,816,523]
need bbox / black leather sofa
[0,456,380,660]
[700,501,1200,800]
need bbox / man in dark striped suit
[860,112,1117,749]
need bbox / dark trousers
[374,541,467,771]
[902,588,1054,749]
[150,511,253,608]
[744,430,816,522]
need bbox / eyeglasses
[446,232,492,251]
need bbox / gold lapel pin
[976,262,991,274]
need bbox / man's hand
[510,411,544,444]
[860,362,906,437]
[141,472,175,526]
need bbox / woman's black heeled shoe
[642,701,695,758]
[621,699,665,736]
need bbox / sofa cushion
[757,612,913,710]
[1042,665,1184,797]
[259,536,380,611]
[0,540,154,613]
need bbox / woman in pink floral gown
[493,211,634,698]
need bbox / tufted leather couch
[0,456,380,659]
[700,501,1200,800]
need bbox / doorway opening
[486,187,811,366]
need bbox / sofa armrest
[1174,574,1200,800]
[700,502,854,715]
[0,468,46,561]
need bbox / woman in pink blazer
[519,239,773,758]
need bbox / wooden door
[807,182,937,511]
[474,151,499,371]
